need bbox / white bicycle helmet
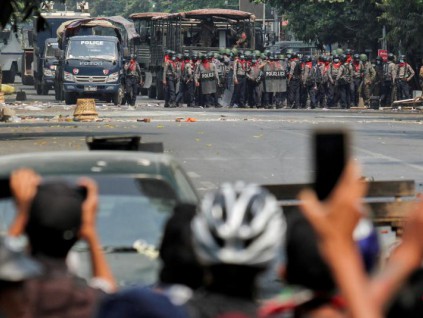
[192,182,285,268]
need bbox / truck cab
[36,38,59,95]
[62,35,124,105]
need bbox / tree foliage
[378,0,423,55]
[1,0,422,58]
[263,0,382,52]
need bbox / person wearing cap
[124,54,143,106]
[0,236,41,318]
[394,54,415,101]
[8,169,116,318]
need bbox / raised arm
[78,177,117,292]
[299,162,381,318]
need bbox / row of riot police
[286,51,418,109]
[162,50,221,108]
[160,48,419,109]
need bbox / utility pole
[382,25,387,51]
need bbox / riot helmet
[387,53,395,62]
[360,54,368,62]
[333,55,340,63]
[399,55,406,63]
[353,54,360,62]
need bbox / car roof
[69,35,118,42]
[0,151,176,177]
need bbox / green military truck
[130,9,258,100]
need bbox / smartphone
[313,129,349,200]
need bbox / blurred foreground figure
[155,203,205,305]
[8,169,116,318]
[95,204,197,318]
[0,236,41,318]
[296,161,423,318]
[187,182,285,318]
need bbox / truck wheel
[112,84,124,105]
[64,92,77,105]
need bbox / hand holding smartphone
[313,129,349,201]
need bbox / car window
[0,176,175,244]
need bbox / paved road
[3,80,423,195]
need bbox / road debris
[137,118,151,122]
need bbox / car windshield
[0,175,177,286]
[45,43,58,58]
[66,40,117,61]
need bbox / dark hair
[284,208,336,292]
[159,203,204,290]
[25,182,84,259]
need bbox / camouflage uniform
[394,60,415,100]
[362,61,376,105]
[336,61,353,109]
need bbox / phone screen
[313,130,348,200]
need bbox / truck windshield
[45,43,58,58]
[66,40,117,61]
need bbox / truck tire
[112,84,124,105]
[64,92,77,105]
[2,64,17,84]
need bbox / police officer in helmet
[124,54,143,106]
